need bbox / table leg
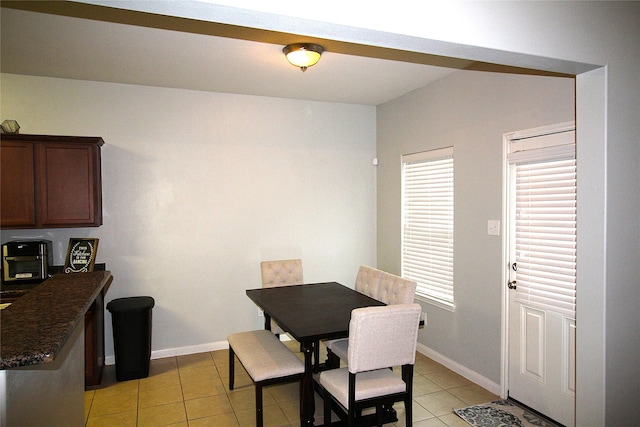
[264,314,271,331]
[300,340,315,426]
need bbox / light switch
[487,220,500,236]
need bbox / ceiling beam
[1,0,573,78]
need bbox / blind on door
[509,128,576,317]
[402,147,454,307]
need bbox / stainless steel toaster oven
[2,240,53,284]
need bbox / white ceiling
[0,6,461,106]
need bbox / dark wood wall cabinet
[0,134,104,229]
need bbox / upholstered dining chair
[260,259,303,336]
[323,265,382,366]
[354,264,384,299]
[325,266,417,367]
[318,303,422,427]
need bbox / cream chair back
[378,273,417,304]
[260,259,303,288]
[260,259,303,336]
[347,303,421,374]
[354,265,416,304]
[354,265,383,299]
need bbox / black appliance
[2,240,53,284]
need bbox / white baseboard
[105,340,230,366]
[416,342,502,396]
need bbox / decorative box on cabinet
[0,134,104,229]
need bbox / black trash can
[106,296,155,381]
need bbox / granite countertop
[0,271,113,369]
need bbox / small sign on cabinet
[64,238,99,273]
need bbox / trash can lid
[107,296,155,313]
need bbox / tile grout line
[176,355,188,426]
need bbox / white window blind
[508,127,576,316]
[402,147,454,308]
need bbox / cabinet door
[0,141,37,228]
[36,142,103,227]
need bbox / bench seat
[228,330,304,427]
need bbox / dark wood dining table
[246,281,386,427]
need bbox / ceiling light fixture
[282,43,324,72]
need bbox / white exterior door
[508,286,576,426]
[505,124,576,427]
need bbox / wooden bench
[228,330,305,427]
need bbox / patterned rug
[454,399,559,427]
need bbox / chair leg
[348,373,356,427]
[300,380,305,424]
[347,407,356,427]
[405,396,412,426]
[403,364,414,426]
[228,346,235,390]
[323,388,332,426]
[255,383,263,427]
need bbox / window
[507,124,576,317]
[401,147,454,309]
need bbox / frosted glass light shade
[283,43,324,71]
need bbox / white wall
[377,69,575,386]
[0,73,377,357]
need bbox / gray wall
[376,69,575,384]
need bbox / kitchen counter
[0,283,40,307]
[0,270,113,369]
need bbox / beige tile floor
[84,341,497,427]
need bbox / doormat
[454,399,559,427]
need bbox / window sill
[415,294,455,312]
